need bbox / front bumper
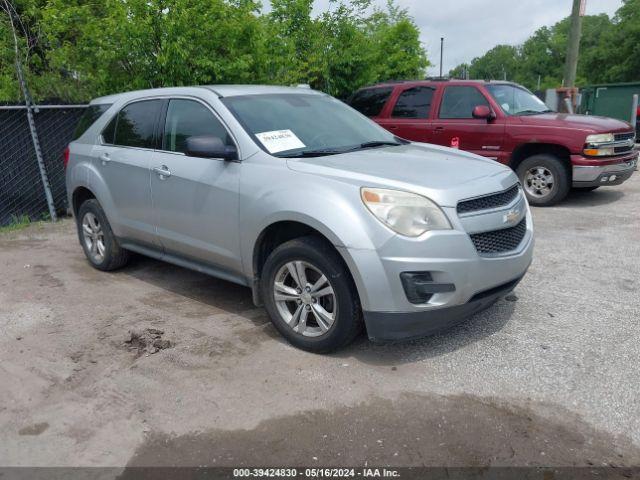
[337,195,534,342]
[572,152,638,187]
[364,274,525,342]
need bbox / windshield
[221,93,401,157]
[486,84,552,116]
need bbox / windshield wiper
[278,140,404,157]
[515,109,553,116]
[278,149,344,158]
[346,140,404,152]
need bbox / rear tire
[76,199,130,271]
[261,236,362,353]
[517,154,570,206]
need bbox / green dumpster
[580,82,639,123]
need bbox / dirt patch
[30,265,65,289]
[18,422,49,436]
[125,328,173,355]
[125,393,640,468]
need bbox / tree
[594,0,640,83]
[461,45,519,82]
[448,9,631,90]
[366,1,429,83]
[0,0,430,102]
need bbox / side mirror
[185,135,238,161]
[472,105,494,121]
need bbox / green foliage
[594,0,640,83]
[0,214,31,233]
[0,0,428,102]
[458,45,519,82]
[450,2,639,90]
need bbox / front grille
[614,132,635,142]
[457,184,520,214]
[614,145,634,154]
[470,218,527,254]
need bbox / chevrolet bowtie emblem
[503,209,520,224]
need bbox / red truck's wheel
[517,154,570,206]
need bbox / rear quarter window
[104,99,164,149]
[348,87,393,117]
[72,104,112,140]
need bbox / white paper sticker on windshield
[255,130,305,154]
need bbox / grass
[0,213,57,234]
[0,214,33,233]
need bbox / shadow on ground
[120,392,640,470]
[120,254,268,326]
[111,254,517,366]
[336,298,516,366]
[559,188,625,208]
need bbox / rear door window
[391,87,434,118]
[106,99,163,148]
[439,86,489,119]
[72,104,112,140]
[348,87,393,117]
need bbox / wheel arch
[251,219,362,308]
[71,186,97,217]
[509,143,572,177]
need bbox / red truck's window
[348,87,393,117]
[439,86,489,119]
[392,87,434,119]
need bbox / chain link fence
[0,105,87,227]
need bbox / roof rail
[424,77,450,82]
[379,79,415,84]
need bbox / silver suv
[66,85,534,352]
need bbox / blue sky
[265,0,623,75]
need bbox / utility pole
[563,0,585,88]
[3,0,57,222]
[439,37,444,78]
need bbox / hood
[515,112,633,133]
[286,143,517,207]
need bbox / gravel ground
[1,176,639,469]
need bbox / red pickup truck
[348,80,638,206]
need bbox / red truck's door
[376,86,435,143]
[430,85,507,163]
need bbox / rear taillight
[63,146,70,169]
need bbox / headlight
[361,188,451,237]
[585,133,614,144]
[584,133,616,156]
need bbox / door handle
[434,126,445,133]
[388,125,399,130]
[99,153,111,165]
[153,165,171,179]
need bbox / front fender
[239,161,396,281]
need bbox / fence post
[16,65,58,222]
[631,94,638,128]
[5,0,57,222]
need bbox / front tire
[517,154,570,206]
[76,199,130,271]
[261,236,362,353]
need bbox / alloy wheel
[82,212,106,263]
[273,261,337,337]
